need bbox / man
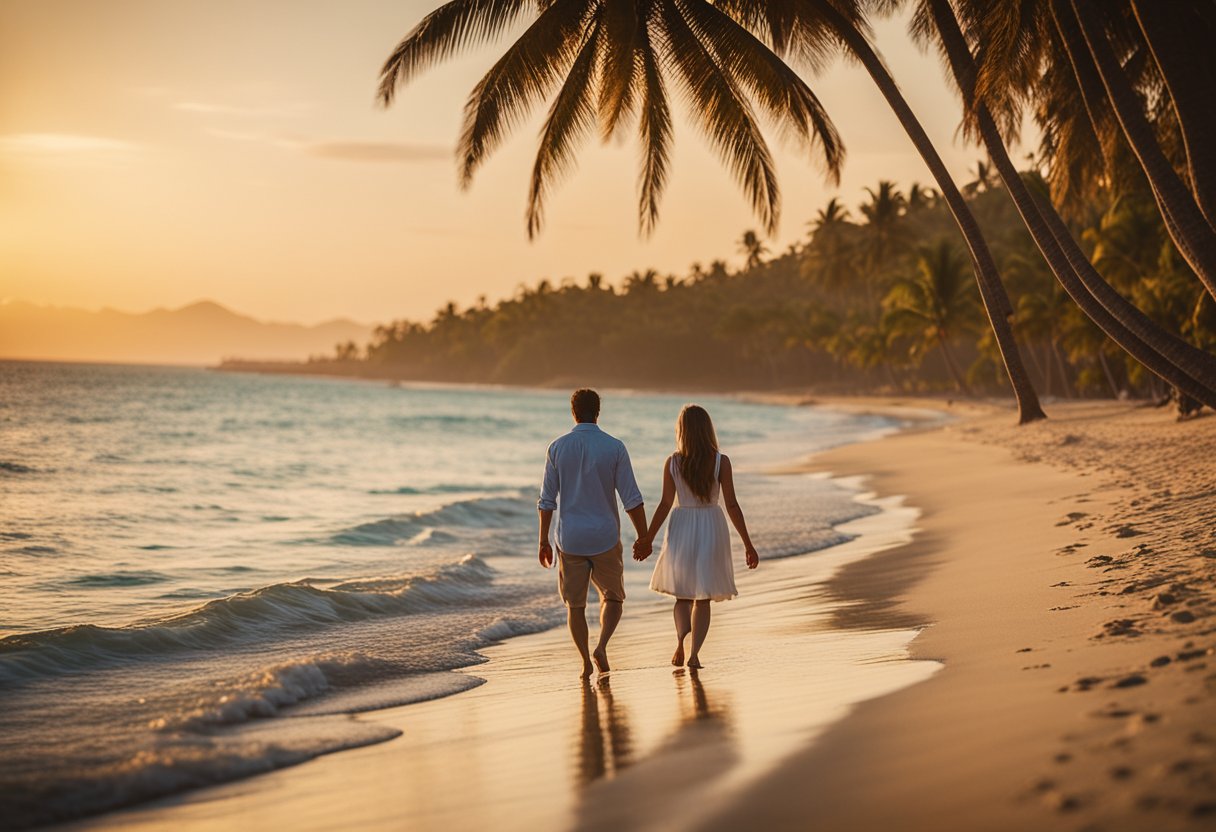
[538,389,650,678]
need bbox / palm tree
[907,182,937,213]
[738,228,768,269]
[962,159,997,196]
[725,0,1045,421]
[381,0,1045,422]
[883,238,977,394]
[859,180,907,268]
[377,0,844,239]
[1129,0,1216,230]
[1060,0,1216,301]
[918,0,1216,409]
[803,197,855,290]
[807,196,850,237]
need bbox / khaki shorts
[557,542,625,607]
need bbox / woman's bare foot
[687,655,702,669]
[592,646,610,673]
[581,659,594,679]
[672,642,685,667]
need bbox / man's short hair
[571,388,600,423]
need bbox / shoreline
[707,400,1216,831]
[57,403,938,832]
[54,399,1216,831]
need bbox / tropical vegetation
[275,0,1216,416]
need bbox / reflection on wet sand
[674,669,727,726]
[571,670,739,830]
[577,677,634,785]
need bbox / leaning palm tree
[717,0,1044,420]
[380,0,1045,420]
[916,0,1216,409]
[1056,0,1216,301]
[1128,0,1216,230]
[377,0,844,239]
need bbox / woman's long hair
[675,404,720,502]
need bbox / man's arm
[625,503,649,548]
[537,445,559,568]
[538,509,555,568]
[617,444,649,555]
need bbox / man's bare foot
[592,646,610,673]
[672,643,685,667]
[581,659,594,679]
[687,655,702,669]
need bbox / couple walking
[538,389,759,678]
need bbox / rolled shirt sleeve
[537,444,559,511]
[615,444,644,511]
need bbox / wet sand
[61,399,1215,831]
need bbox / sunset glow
[0,0,1017,328]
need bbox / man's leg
[568,605,594,679]
[589,542,626,673]
[593,599,622,672]
[558,550,595,678]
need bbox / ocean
[0,361,907,828]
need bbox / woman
[634,404,759,668]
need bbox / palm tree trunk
[1130,0,1216,231]
[821,5,1045,423]
[926,0,1216,409]
[1063,0,1216,301]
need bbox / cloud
[205,129,447,164]
[174,101,313,118]
[301,141,449,163]
[0,133,141,154]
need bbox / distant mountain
[0,300,372,366]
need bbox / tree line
[223,0,1216,418]
[293,166,1211,406]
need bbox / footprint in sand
[1056,511,1089,527]
[1098,619,1140,638]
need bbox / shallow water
[0,361,905,827]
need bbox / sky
[0,0,1035,326]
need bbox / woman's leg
[687,600,712,668]
[672,599,692,666]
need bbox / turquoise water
[0,361,903,827]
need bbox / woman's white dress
[649,452,737,601]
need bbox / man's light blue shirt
[538,423,644,556]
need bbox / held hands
[745,546,759,570]
[538,541,554,569]
[632,537,653,561]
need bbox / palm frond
[598,0,641,140]
[657,0,779,234]
[680,0,844,183]
[378,0,535,105]
[527,13,604,237]
[457,0,595,186]
[637,0,672,236]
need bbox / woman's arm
[635,456,676,561]
[719,455,758,569]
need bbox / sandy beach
[58,399,1215,832]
